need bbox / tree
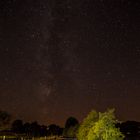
[30,121,41,137]
[40,125,48,137]
[65,117,79,129]
[64,124,79,137]
[23,122,48,137]
[63,117,79,137]
[77,110,98,140]
[47,124,62,136]
[77,109,124,140]
[23,122,31,136]
[0,110,11,130]
[88,109,124,140]
[11,120,24,133]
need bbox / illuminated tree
[77,109,124,140]
[88,109,124,140]
[77,110,98,140]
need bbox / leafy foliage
[77,110,98,140]
[77,109,124,140]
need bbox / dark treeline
[10,117,79,137]
[0,110,79,137]
[0,110,140,139]
[11,120,63,137]
[0,110,63,137]
[9,119,140,139]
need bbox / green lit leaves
[77,109,124,140]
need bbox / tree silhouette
[65,117,79,129]
[11,119,24,133]
[30,122,41,137]
[47,124,62,136]
[40,125,48,136]
[0,110,11,130]
[63,117,79,137]
[23,122,31,136]
[23,122,47,137]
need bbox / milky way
[0,0,140,126]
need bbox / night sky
[0,0,140,126]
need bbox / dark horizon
[0,0,140,126]
[4,109,140,127]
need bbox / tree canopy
[77,109,124,140]
[77,110,98,140]
[63,117,79,137]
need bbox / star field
[0,0,140,126]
